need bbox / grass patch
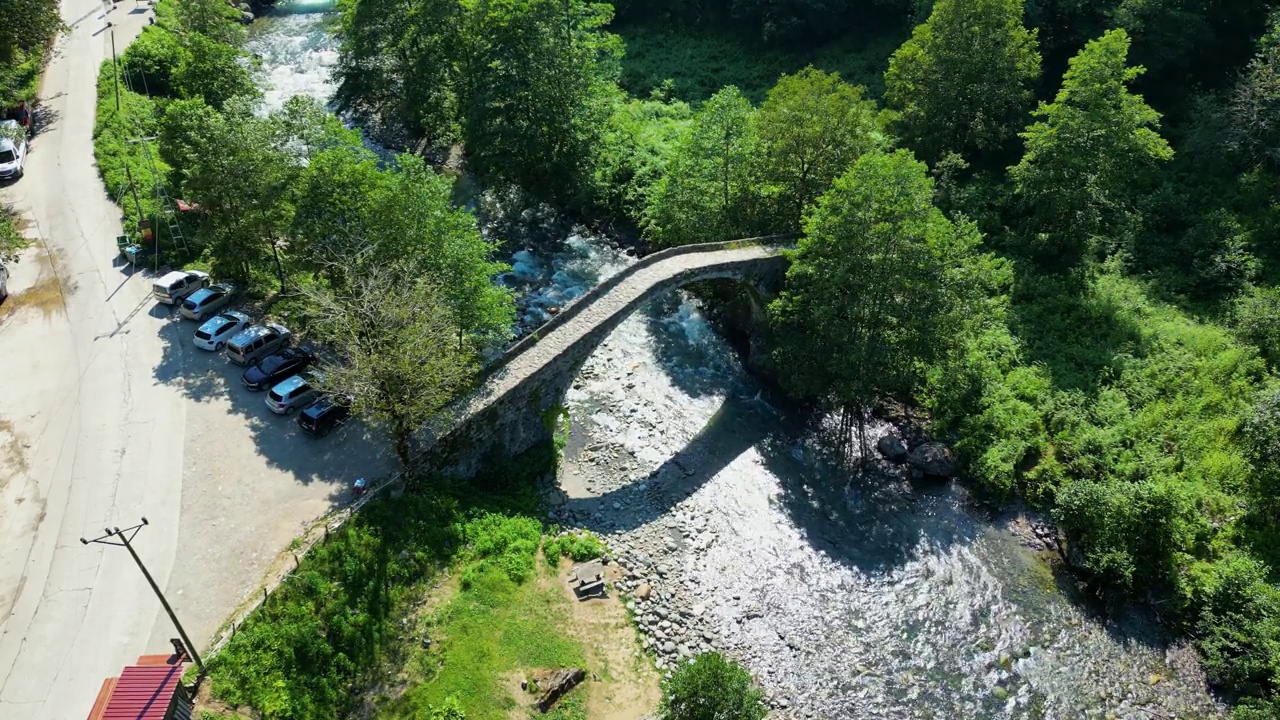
[615,21,906,104]
[390,552,586,719]
[202,445,611,720]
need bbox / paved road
[0,4,393,718]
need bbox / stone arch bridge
[425,238,791,476]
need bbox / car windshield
[260,356,286,373]
[0,150,15,164]
[182,299,197,310]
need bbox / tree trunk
[271,241,286,293]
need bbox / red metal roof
[97,663,183,720]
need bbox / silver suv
[225,323,291,366]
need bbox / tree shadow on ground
[146,290,393,505]
[1007,269,1148,395]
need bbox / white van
[152,270,210,304]
[0,120,27,181]
[225,323,292,366]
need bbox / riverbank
[547,298,1225,719]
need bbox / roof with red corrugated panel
[98,663,182,720]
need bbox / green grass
[615,22,906,104]
[392,556,586,719]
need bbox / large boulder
[876,434,909,463]
[908,442,955,477]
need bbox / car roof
[230,325,272,344]
[186,287,213,300]
[264,322,289,334]
[155,271,190,284]
[273,375,307,394]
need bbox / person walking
[13,101,30,130]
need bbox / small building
[86,654,193,720]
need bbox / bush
[120,26,188,97]
[458,513,543,586]
[660,652,766,720]
[1189,553,1280,693]
[1234,285,1280,369]
[544,531,605,562]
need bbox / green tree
[174,33,258,109]
[1009,29,1172,271]
[306,260,477,467]
[1231,15,1280,171]
[458,0,622,202]
[769,149,986,454]
[884,0,1041,165]
[644,86,761,246]
[0,0,61,64]
[659,652,766,720]
[755,67,883,229]
[175,102,297,287]
[176,0,247,46]
[334,0,462,142]
[360,156,514,346]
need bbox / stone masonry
[421,239,790,476]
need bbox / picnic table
[570,559,606,600]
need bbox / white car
[194,311,251,351]
[0,120,27,181]
[180,282,236,321]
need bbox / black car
[297,395,351,437]
[241,346,315,391]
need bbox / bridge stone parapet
[421,238,791,477]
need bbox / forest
[335,0,1280,715]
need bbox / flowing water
[248,6,1226,717]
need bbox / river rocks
[907,442,955,477]
[876,434,909,463]
[635,582,652,600]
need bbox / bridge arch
[424,238,790,476]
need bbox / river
[246,6,1226,718]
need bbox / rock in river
[908,442,955,477]
[877,434,909,463]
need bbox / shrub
[1234,285,1280,369]
[1189,553,1280,693]
[660,652,766,720]
[120,26,188,97]
[544,531,606,562]
[459,513,543,586]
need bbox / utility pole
[110,30,120,111]
[81,518,206,676]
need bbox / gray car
[179,282,236,320]
[265,370,324,415]
[225,322,291,366]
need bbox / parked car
[225,322,291,366]
[193,311,251,352]
[241,346,315,391]
[265,370,324,415]
[0,120,28,181]
[297,394,352,437]
[152,269,210,305]
[0,264,8,300]
[179,282,235,321]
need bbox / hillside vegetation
[333,0,1280,714]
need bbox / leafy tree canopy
[1010,28,1172,271]
[885,0,1041,165]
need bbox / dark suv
[297,395,351,437]
[242,346,315,391]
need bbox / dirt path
[546,559,660,720]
